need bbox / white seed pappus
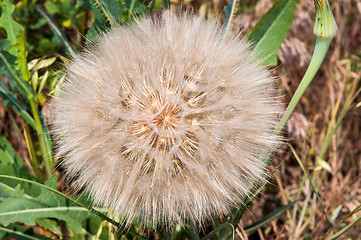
[53,13,282,227]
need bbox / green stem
[128,0,136,20]
[23,125,43,179]
[276,37,331,134]
[94,0,117,27]
[29,99,53,176]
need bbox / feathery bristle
[53,13,282,228]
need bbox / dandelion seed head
[53,13,282,227]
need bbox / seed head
[53,13,282,227]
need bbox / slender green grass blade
[244,200,297,232]
[0,83,37,129]
[187,224,200,240]
[289,144,328,220]
[200,223,234,240]
[34,5,75,57]
[327,214,361,240]
[127,0,137,19]
[320,204,361,240]
[231,158,285,227]
[94,0,117,27]
[0,51,35,102]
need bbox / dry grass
[232,0,361,239]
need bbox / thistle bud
[313,0,338,39]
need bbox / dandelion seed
[53,13,282,227]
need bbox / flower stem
[276,37,331,134]
[276,0,337,134]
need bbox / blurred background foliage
[0,0,360,239]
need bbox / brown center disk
[152,103,182,130]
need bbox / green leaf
[223,0,236,34]
[163,0,170,10]
[148,0,163,12]
[0,165,41,197]
[0,174,148,239]
[0,49,34,100]
[94,0,118,27]
[35,219,60,235]
[0,224,52,240]
[0,134,25,168]
[0,0,24,55]
[44,1,60,15]
[77,0,119,42]
[0,82,37,129]
[247,0,296,66]
[35,5,75,57]
[40,115,53,161]
[244,200,297,232]
[29,57,57,72]
[15,31,30,82]
[0,175,99,234]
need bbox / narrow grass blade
[318,86,361,160]
[327,214,361,240]
[200,223,234,240]
[94,0,117,27]
[244,200,297,232]
[0,83,37,129]
[231,158,285,227]
[187,224,200,240]
[34,5,75,57]
[320,204,361,240]
[289,144,328,220]
[0,51,35,101]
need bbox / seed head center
[152,103,181,130]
